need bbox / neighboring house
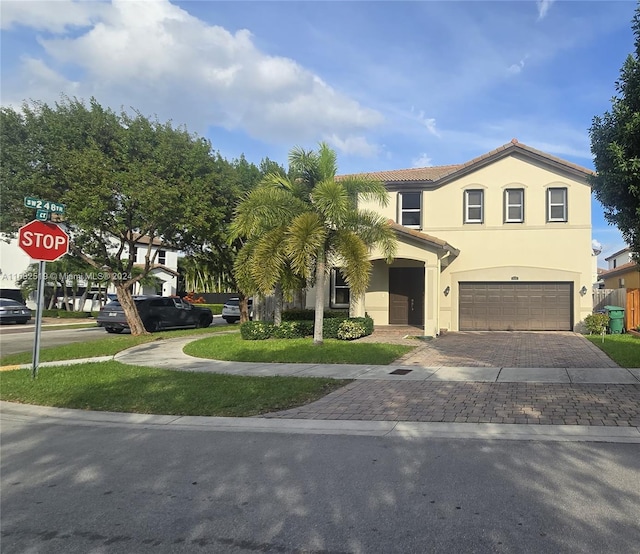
[130,235,179,297]
[0,233,179,309]
[600,247,639,289]
[307,139,594,335]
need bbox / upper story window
[330,269,350,309]
[464,189,484,223]
[547,187,567,222]
[504,189,524,223]
[398,192,421,228]
[157,249,166,265]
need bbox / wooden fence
[626,289,640,331]
[593,288,640,331]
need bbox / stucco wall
[359,154,593,332]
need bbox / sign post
[18,215,70,378]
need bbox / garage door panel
[459,282,572,331]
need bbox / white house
[0,233,179,309]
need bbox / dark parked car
[0,298,32,324]
[222,297,253,323]
[96,295,213,333]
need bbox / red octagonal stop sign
[18,220,69,261]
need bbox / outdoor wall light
[444,286,450,296]
[580,285,588,296]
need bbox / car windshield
[225,299,239,306]
[0,299,24,307]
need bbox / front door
[389,267,424,325]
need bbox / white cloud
[2,0,383,152]
[536,0,555,21]
[507,59,526,75]
[324,134,380,157]
[592,239,602,254]
[412,153,433,168]
[410,108,440,137]
[0,0,107,33]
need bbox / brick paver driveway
[387,331,620,368]
[266,331,640,426]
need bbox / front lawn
[0,361,349,416]
[586,333,640,368]
[184,333,414,365]
[0,326,235,367]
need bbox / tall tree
[232,143,396,344]
[589,6,640,258]
[0,97,229,334]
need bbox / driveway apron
[266,330,639,426]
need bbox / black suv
[97,296,213,333]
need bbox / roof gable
[342,139,594,189]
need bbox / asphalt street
[1,414,639,554]
[0,325,108,356]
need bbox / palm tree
[232,143,396,344]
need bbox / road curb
[2,401,639,443]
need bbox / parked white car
[221,297,253,324]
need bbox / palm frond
[317,142,338,180]
[339,175,389,208]
[311,179,350,225]
[284,212,326,279]
[250,227,288,292]
[230,187,306,238]
[331,230,371,297]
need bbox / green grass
[0,361,349,416]
[586,333,640,368]
[184,333,414,364]
[0,326,236,367]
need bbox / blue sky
[1,0,636,263]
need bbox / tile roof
[387,220,459,256]
[599,261,639,279]
[341,139,594,184]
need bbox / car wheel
[105,327,123,334]
[197,316,212,328]
[17,320,28,325]
[144,319,160,332]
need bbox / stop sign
[18,220,69,261]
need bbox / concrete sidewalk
[112,336,640,384]
[4,332,639,435]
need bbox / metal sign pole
[32,260,46,379]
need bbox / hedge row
[40,309,99,318]
[240,315,374,341]
[281,309,348,321]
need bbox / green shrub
[282,309,348,321]
[322,317,343,339]
[337,316,374,340]
[198,303,223,315]
[584,312,609,334]
[56,310,93,319]
[240,321,274,340]
[337,320,366,340]
[272,321,312,339]
[41,309,59,317]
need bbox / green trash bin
[604,305,625,334]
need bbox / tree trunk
[48,282,58,309]
[239,294,250,323]
[313,249,326,345]
[62,283,71,311]
[274,282,283,326]
[115,283,149,336]
[78,280,92,313]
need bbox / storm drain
[389,369,413,375]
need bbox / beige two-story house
[308,139,594,335]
